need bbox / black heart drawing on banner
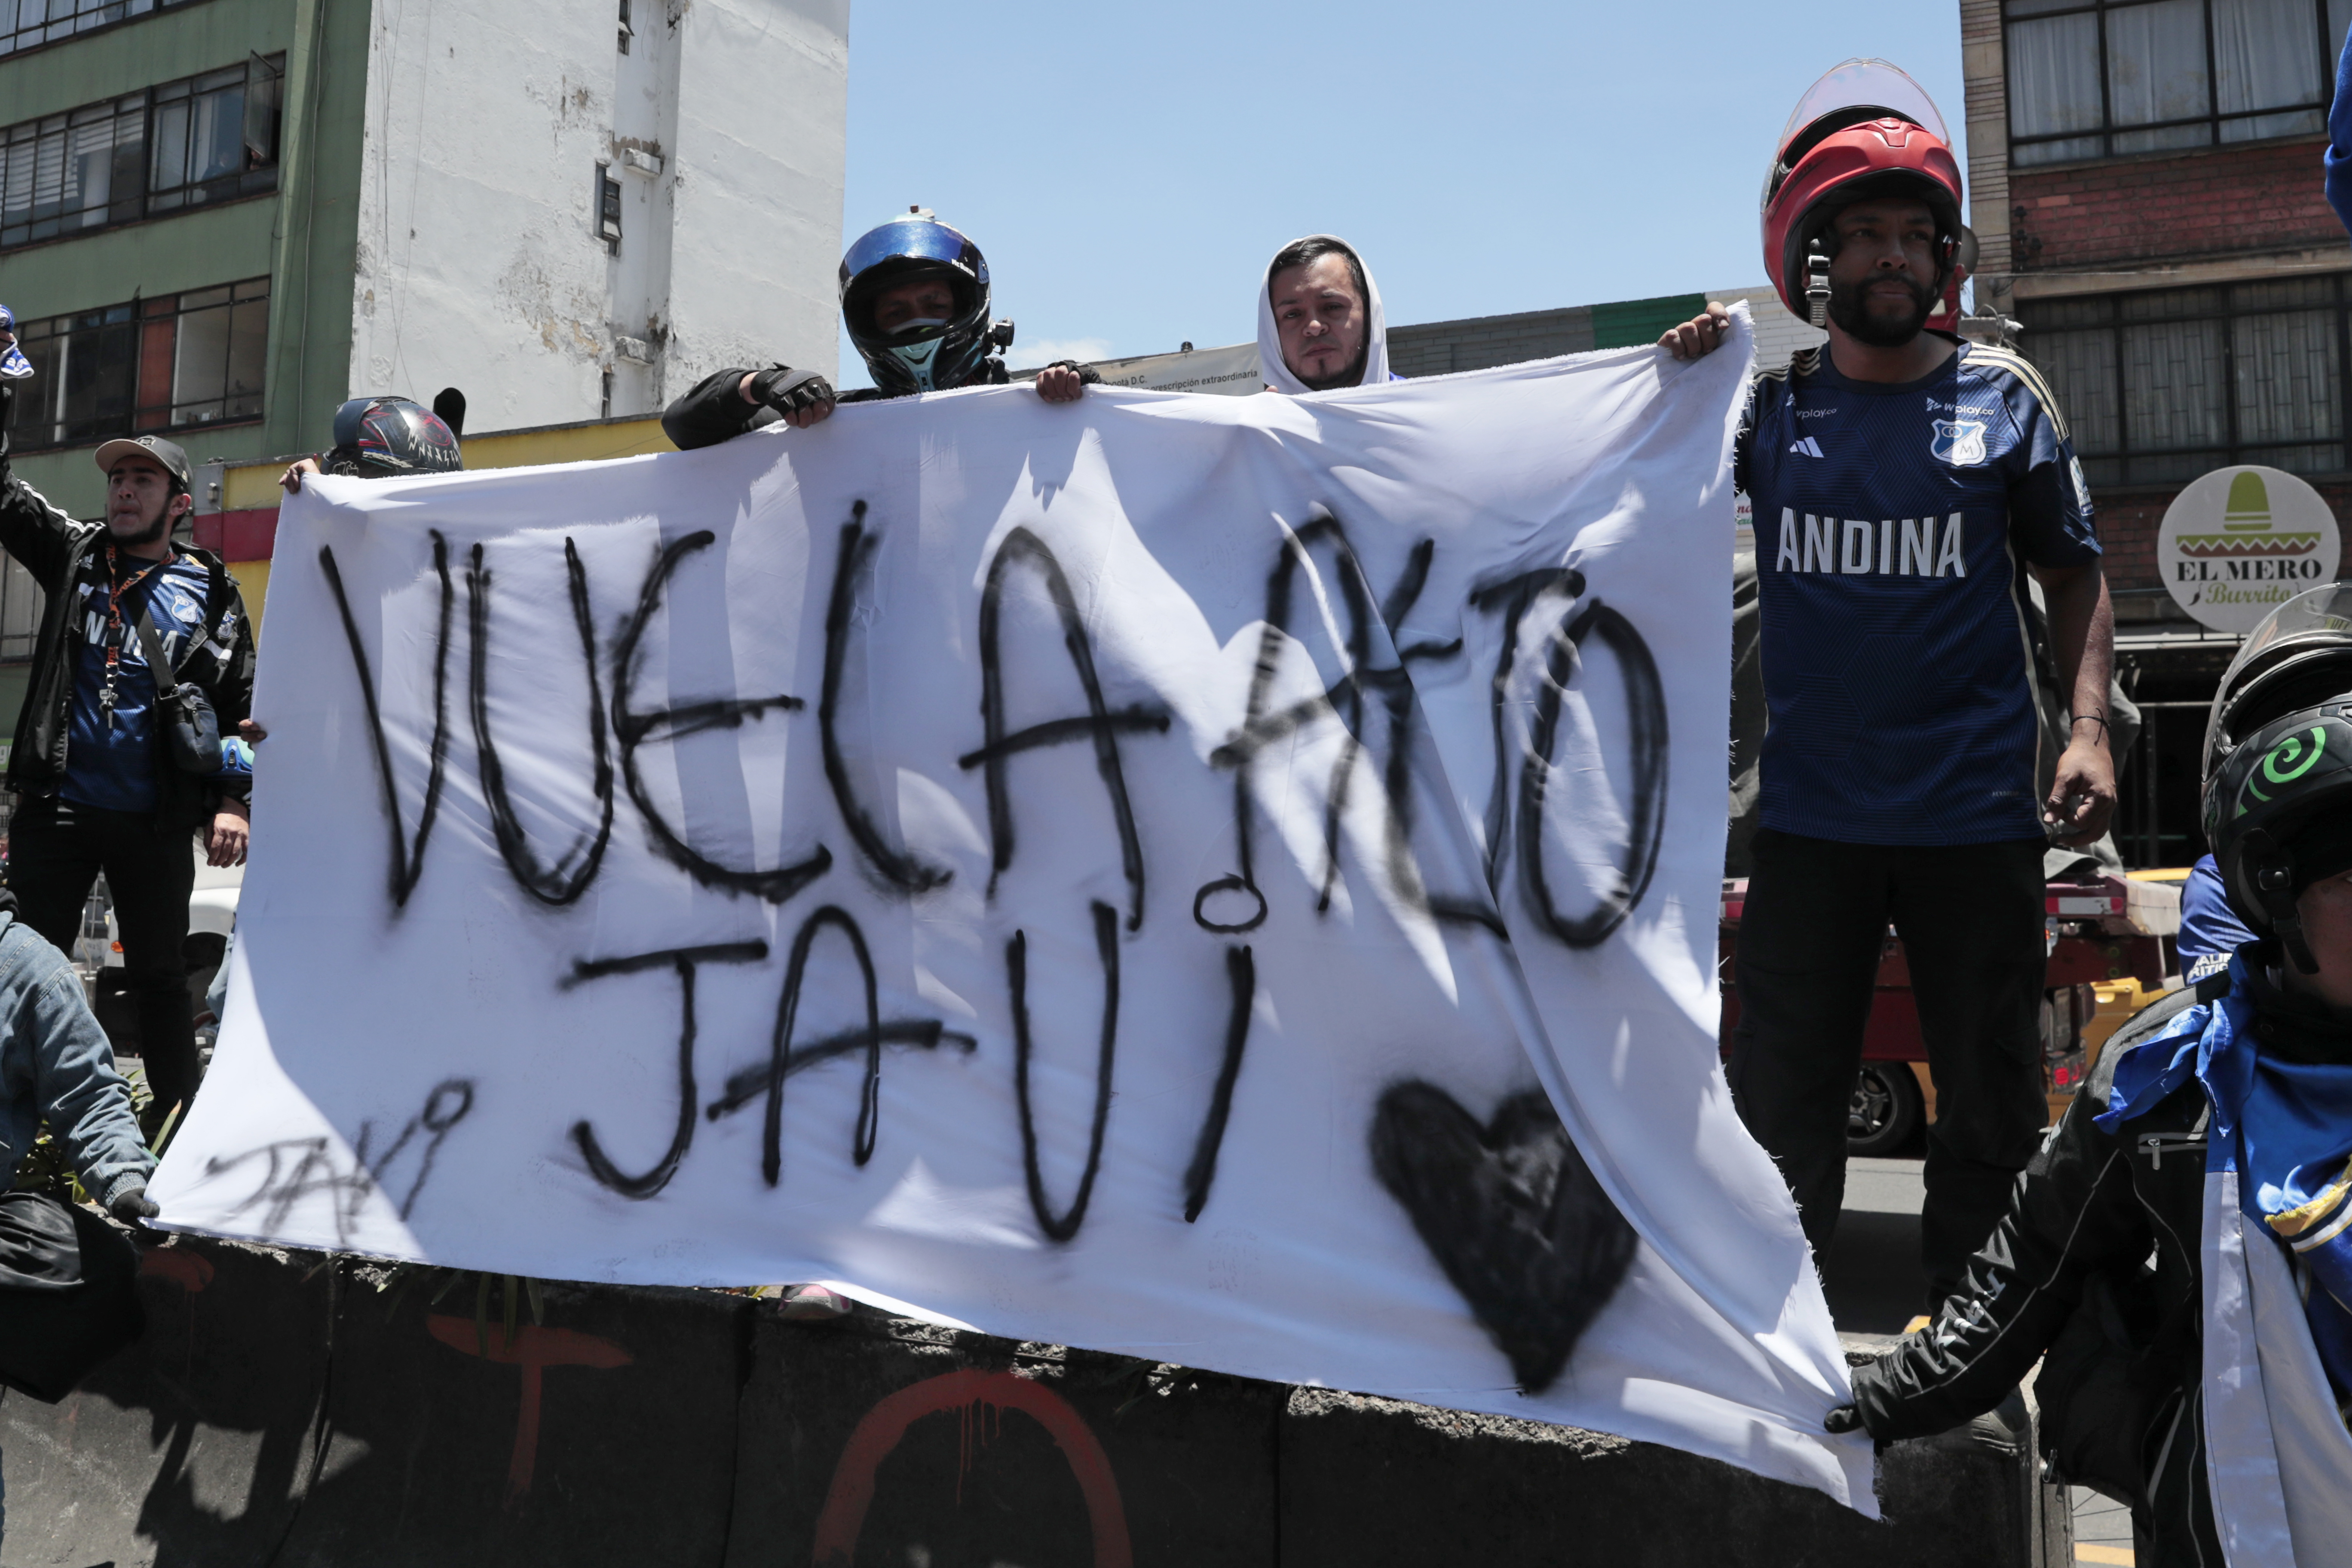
[1370,1080,1638,1394]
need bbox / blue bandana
[0,305,29,380]
[2098,947,2352,1405]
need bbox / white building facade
[348,0,848,431]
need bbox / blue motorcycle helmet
[839,209,1011,395]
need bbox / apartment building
[1966,0,2352,861]
[0,0,848,721]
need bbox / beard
[107,506,172,547]
[1827,273,1935,348]
[1295,339,1369,392]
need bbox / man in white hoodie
[1259,233,1733,393]
[1259,235,1392,393]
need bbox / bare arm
[2035,560,2117,845]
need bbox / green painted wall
[1590,294,1709,351]
[260,0,368,468]
[0,0,291,119]
[3,188,286,517]
[0,0,369,518]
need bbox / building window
[2,277,269,452]
[596,162,622,251]
[2020,274,2352,484]
[0,53,282,251]
[0,0,210,61]
[2006,0,2352,165]
[147,60,282,213]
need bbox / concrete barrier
[0,1235,2068,1566]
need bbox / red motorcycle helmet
[1760,60,1972,331]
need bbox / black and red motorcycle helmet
[326,395,462,478]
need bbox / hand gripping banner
[154,307,1874,1509]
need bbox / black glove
[108,1182,160,1223]
[747,366,835,418]
[1823,1403,1864,1435]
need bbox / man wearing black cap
[0,416,254,1136]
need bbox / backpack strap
[184,547,233,645]
[128,598,187,684]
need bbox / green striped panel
[1590,293,1708,350]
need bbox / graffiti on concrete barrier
[425,1314,632,1510]
[811,1368,1131,1568]
[139,1246,216,1293]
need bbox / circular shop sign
[2159,465,2341,633]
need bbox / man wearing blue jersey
[1695,67,2117,1304]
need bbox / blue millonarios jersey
[62,554,231,814]
[1736,339,2100,845]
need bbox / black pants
[7,795,198,1124]
[1727,828,2050,1305]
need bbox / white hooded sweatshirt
[1256,235,1390,394]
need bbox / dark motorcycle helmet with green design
[2204,582,2352,972]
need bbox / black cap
[93,434,193,490]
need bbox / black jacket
[0,418,254,830]
[1850,980,2230,1563]
[661,358,1097,453]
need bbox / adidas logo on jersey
[1788,436,1825,458]
[1775,509,1968,578]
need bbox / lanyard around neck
[101,545,173,683]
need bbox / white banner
[155,308,1871,1509]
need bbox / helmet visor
[1775,59,1949,161]
[2204,580,2352,777]
[841,218,974,290]
[2219,582,2352,698]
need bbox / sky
[835,1,1967,386]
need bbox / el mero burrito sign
[2159,465,2342,634]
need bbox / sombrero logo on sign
[2159,465,2342,633]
